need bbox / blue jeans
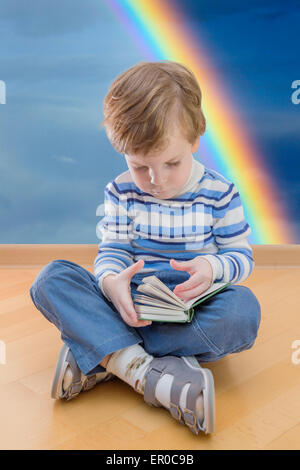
[29,259,261,376]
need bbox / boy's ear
[191,135,201,153]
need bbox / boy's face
[125,125,200,199]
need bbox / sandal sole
[51,343,70,399]
[183,356,215,434]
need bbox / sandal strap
[143,363,162,407]
[83,374,97,391]
[144,356,205,433]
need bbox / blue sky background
[0,0,299,244]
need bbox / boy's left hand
[170,257,213,302]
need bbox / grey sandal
[51,343,114,401]
[143,355,215,434]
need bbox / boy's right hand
[102,260,152,328]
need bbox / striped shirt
[94,158,254,296]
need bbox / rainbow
[104,0,294,244]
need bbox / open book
[133,275,231,323]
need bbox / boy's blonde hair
[101,60,206,156]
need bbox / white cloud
[54,155,77,164]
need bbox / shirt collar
[172,156,204,197]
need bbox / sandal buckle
[183,408,198,431]
[83,375,96,391]
[67,381,82,399]
[169,402,182,422]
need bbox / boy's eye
[133,160,180,170]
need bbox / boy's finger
[170,258,191,271]
[135,320,152,327]
[174,272,201,293]
[175,283,208,302]
[120,305,151,327]
[120,295,141,322]
[120,301,138,322]
[119,305,137,324]
[122,259,145,279]
[126,305,152,327]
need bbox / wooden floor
[1,263,300,450]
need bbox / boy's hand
[170,257,213,302]
[102,260,152,328]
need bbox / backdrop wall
[0,0,299,245]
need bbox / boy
[29,61,261,435]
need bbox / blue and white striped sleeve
[94,182,135,296]
[201,183,254,284]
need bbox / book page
[136,283,184,308]
[135,304,184,315]
[141,275,186,308]
[135,304,186,321]
[134,294,181,310]
[139,313,187,323]
[138,313,187,323]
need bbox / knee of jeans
[29,259,70,300]
[225,286,261,347]
[242,286,261,332]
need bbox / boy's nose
[149,169,166,185]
